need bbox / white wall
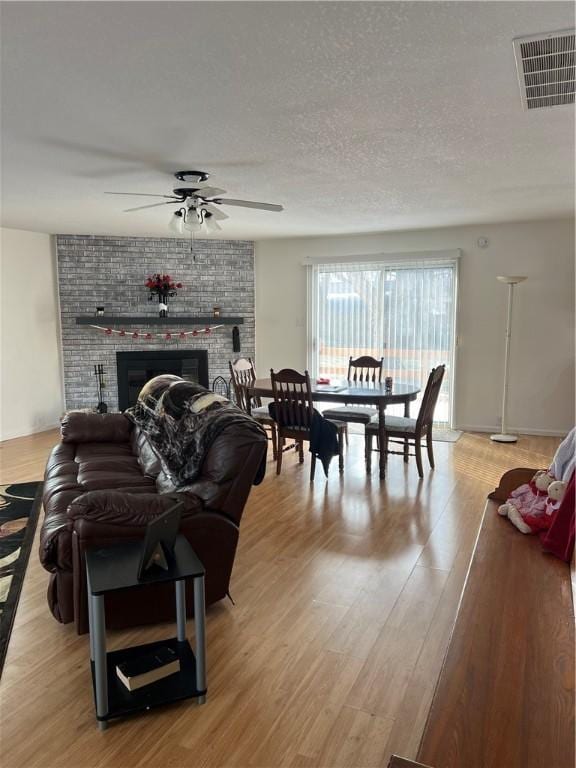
[255,218,575,436]
[0,228,63,440]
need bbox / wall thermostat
[477,237,489,249]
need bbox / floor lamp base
[490,433,518,443]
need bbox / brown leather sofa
[39,410,267,634]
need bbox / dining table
[246,378,421,479]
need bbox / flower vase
[158,292,169,318]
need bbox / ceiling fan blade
[194,186,227,199]
[216,198,284,212]
[105,192,180,199]
[202,203,229,221]
[205,217,222,233]
[123,201,179,212]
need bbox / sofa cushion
[74,442,135,461]
[43,475,83,507]
[75,468,155,491]
[61,411,132,444]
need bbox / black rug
[0,481,43,678]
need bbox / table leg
[90,593,108,730]
[175,579,187,642]
[403,399,410,462]
[378,402,386,479]
[194,574,207,704]
[87,582,95,663]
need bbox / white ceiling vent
[513,30,575,110]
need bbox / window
[308,259,458,427]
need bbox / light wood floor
[0,429,560,768]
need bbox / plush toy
[497,428,575,536]
[497,470,555,534]
[516,478,567,534]
[545,480,567,518]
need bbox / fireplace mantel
[76,316,244,326]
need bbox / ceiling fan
[106,170,283,233]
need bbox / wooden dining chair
[365,365,446,478]
[322,355,384,443]
[229,357,278,459]
[270,368,346,481]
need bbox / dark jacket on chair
[268,404,339,475]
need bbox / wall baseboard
[455,424,568,438]
[0,421,61,443]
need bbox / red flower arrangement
[145,274,183,298]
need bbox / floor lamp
[491,275,527,443]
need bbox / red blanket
[540,470,575,562]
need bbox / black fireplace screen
[116,351,209,411]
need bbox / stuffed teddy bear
[544,480,567,518]
[515,478,567,534]
[498,469,555,534]
[497,428,574,535]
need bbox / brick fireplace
[57,235,254,411]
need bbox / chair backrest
[347,355,384,384]
[416,365,446,432]
[270,368,314,432]
[229,357,260,411]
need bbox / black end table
[85,534,206,730]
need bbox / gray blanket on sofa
[125,375,266,489]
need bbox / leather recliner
[39,410,267,634]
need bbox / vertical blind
[308,260,457,427]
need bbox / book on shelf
[116,646,180,691]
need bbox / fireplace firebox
[116,350,209,411]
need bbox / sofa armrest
[70,503,240,634]
[61,411,132,444]
[39,510,72,573]
[488,467,540,502]
[67,489,203,527]
[40,489,189,572]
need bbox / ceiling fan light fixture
[204,212,222,233]
[169,209,185,234]
[183,207,202,233]
[109,170,283,233]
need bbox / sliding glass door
[308,259,458,427]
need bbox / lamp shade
[497,275,527,284]
[184,208,201,233]
[169,210,184,234]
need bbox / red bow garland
[92,324,221,340]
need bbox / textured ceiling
[1,1,574,239]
